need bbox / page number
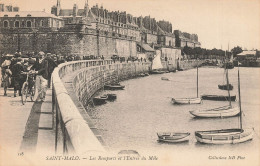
[18,152,24,156]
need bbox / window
[15,21,20,27]
[26,21,32,27]
[15,14,20,17]
[40,20,44,27]
[4,14,8,17]
[3,21,9,27]
[27,14,31,17]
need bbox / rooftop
[0,11,62,19]
[237,50,257,56]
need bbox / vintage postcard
[0,0,259,165]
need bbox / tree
[194,47,202,55]
[256,50,260,57]
[183,46,192,55]
[231,46,243,57]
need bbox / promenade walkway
[0,86,55,157]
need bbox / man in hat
[45,53,57,88]
[1,54,12,82]
[11,57,24,97]
[33,52,49,102]
[1,55,12,95]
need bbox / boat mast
[225,50,232,107]
[117,63,119,83]
[238,63,243,129]
[197,58,198,98]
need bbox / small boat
[201,95,236,101]
[106,93,117,101]
[172,97,201,104]
[218,84,233,90]
[93,95,108,105]
[139,73,149,77]
[150,53,165,74]
[218,62,234,90]
[190,105,240,118]
[161,77,169,81]
[150,70,165,74]
[104,83,125,90]
[171,68,177,72]
[157,132,190,143]
[195,128,253,144]
[172,62,201,105]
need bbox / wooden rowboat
[172,97,201,104]
[218,84,233,90]
[93,95,108,105]
[161,77,169,81]
[157,132,190,143]
[104,84,125,90]
[107,94,117,101]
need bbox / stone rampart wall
[73,61,150,107]
[0,30,136,59]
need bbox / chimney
[73,4,78,22]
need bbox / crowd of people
[1,51,149,101]
[1,52,57,102]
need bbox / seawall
[179,60,203,70]
[72,61,151,107]
[52,60,150,154]
[52,59,202,154]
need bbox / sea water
[87,67,260,156]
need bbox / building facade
[0,0,201,60]
[0,11,64,29]
[174,30,201,48]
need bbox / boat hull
[107,94,117,101]
[172,97,201,104]
[150,70,165,74]
[190,106,240,118]
[218,84,233,90]
[93,96,107,105]
[104,85,125,90]
[195,129,253,144]
[161,77,169,81]
[157,132,190,143]
[201,95,236,101]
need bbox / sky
[1,0,260,50]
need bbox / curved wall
[52,60,151,154]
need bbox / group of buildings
[0,0,201,65]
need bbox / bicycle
[21,71,36,105]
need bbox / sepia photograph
[0,0,259,165]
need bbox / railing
[52,60,113,154]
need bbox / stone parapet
[52,60,151,154]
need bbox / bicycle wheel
[30,82,36,101]
[21,82,28,105]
